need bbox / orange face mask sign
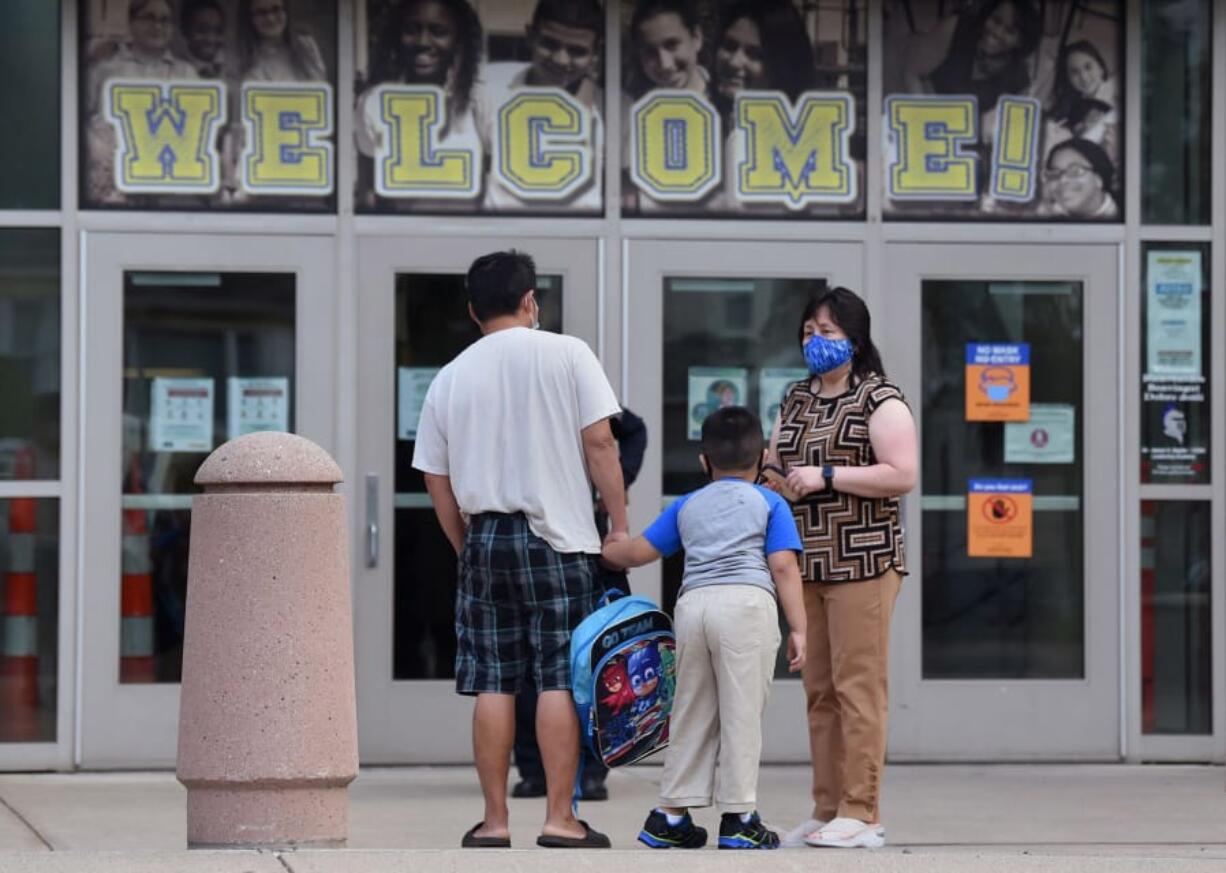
[965,343,1030,421]
[967,479,1033,559]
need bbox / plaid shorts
[455,512,601,696]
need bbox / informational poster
[150,377,214,453]
[80,0,338,210]
[965,343,1030,422]
[620,0,866,219]
[357,0,604,215]
[1004,404,1075,464]
[1146,250,1202,377]
[397,367,440,441]
[759,368,809,438]
[882,0,1123,221]
[967,478,1033,559]
[687,367,748,440]
[1141,383,1207,482]
[227,377,289,439]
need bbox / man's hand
[787,630,807,673]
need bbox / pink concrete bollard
[176,432,358,849]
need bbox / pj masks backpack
[570,590,676,768]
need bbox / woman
[711,0,815,212]
[356,0,484,209]
[1042,137,1117,218]
[86,0,200,205]
[1048,39,1116,121]
[766,288,917,850]
[238,0,327,82]
[919,0,1042,110]
[625,0,708,99]
[712,0,814,123]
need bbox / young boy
[603,406,807,850]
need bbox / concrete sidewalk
[0,764,1223,871]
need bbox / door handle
[365,473,379,568]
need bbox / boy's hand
[787,630,807,673]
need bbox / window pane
[921,281,1084,679]
[661,275,824,678]
[0,497,58,742]
[121,272,295,683]
[1142,0,1212,224]
[1141,243,1210,483]
[0,229,60,480]
[392,274,562,680]
[0,2,59,208]
[1141,501,1211,734]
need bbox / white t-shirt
[412,327,621,554]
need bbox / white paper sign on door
[398,367,440,440]
[759,368,808,438]
[1146,250,1202,377]
[227,377,290,439]
[687,367,748,440]
[150,377,214,452]
[1004,403,1075,464]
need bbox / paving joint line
[0,793,53,851]
[272,849,295,873]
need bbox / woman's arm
[785,398,918,499]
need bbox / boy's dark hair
[466,250,537,321]
[532,0,604,35]
[1066,96,1113,129]
[700,407,764,472]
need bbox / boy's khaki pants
[659,584,780,813]
[802,569,902,824]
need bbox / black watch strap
[822,463,834,491]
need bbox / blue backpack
[570,590,676,768]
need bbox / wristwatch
[821,464,835,492]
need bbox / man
[512,408,647,801]
[413,250,627,849]
[181,0,227,78]
[482,0,605,212]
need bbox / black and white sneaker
[718,811,780,849]
[638,809,708,849]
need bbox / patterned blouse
[774,376,908,584]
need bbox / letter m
[105,79,225,194]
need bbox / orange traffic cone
[121,457,156,684]
[1,493,40,742]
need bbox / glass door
[883,243,1120,760]
[354,235,600,763]
[625,239,864,763]
[80,233,336,766]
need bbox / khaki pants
[802,569,902,823]
[659,585,780,813]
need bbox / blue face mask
[804,334,853,376]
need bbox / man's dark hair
[181,0,224,32]
[466,250,537,322]
[700,407,764,472]
[532,0,605,35]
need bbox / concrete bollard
[176,432,358,849]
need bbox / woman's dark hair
[713,0,815,117]
[370,0,484,117]
[1049,40,1110,123]
[1066,96,1112,129]
[625,0,703,98]
[237,0,320,81]
[929,0,1041,101]
[798,286,886,383]
[467,250,537,322]
[1046,136,1115,193]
